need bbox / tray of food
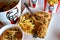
[0,0,60,40]
[17,7,52,40]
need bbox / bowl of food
[18,7,52,39]
[0,24,24,40]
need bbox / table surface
[0,22,5,29]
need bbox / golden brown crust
[33,11,51,38]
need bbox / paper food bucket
[28,0,59,13]
[0,0,21,24]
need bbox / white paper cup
[0,0,21,24]
[0,24,24,40]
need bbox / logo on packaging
[6,7,19,24]
[48,5,54,12]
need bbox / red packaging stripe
[29,0,30,6]
[44,0,47,11]
[56,1,60,12]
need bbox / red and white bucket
[45,1,58,13]
[43,0,59,13]
[0,0,21,24]
[29,0,59,13]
